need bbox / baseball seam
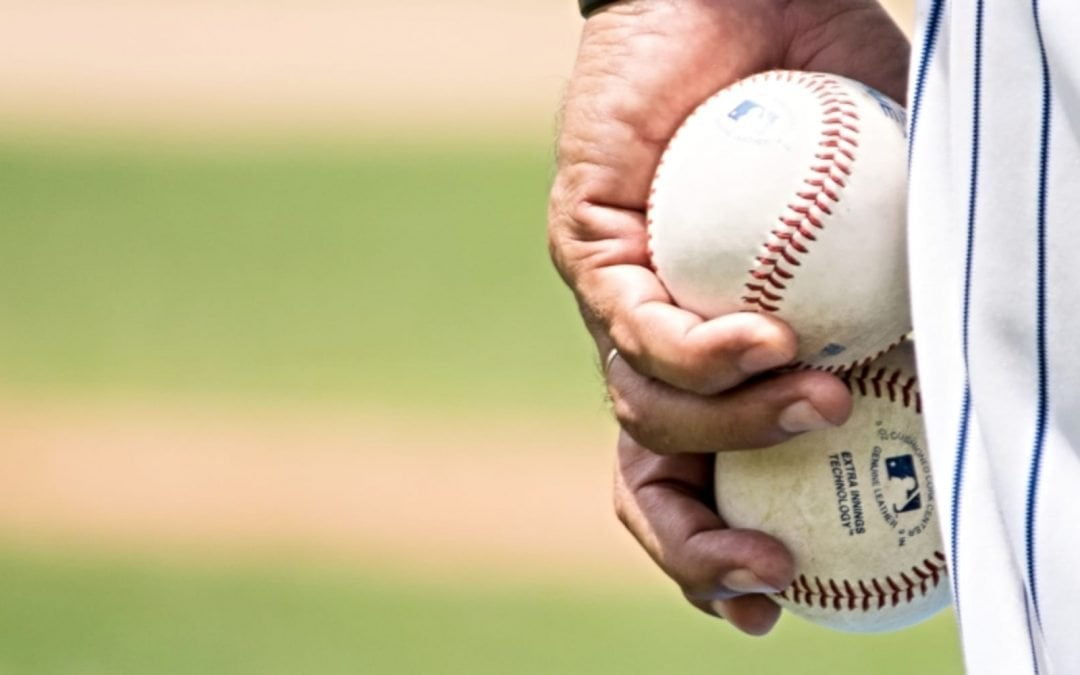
[741,71,859,315]
[795,335,911,376]
[778,552,947,611]
[840,350,922,413]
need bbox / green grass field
[0,135,963,673]
[0,547,961,675]
[0,137,598,415]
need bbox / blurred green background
[0,1,961,673]
[0,138,595,413]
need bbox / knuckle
[610,390,645,439]
[607,322,643,365]
[547,173,574,222]
[678,569,724,600]
[546,180,578,274]
[547,229,572,284]
[609,388,687,455]
[609,387,668,452]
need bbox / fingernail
[710,599,728,619]
[778,400,834,434]
[722,569,780,594]
[738,344,791,374]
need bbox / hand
[549,0,908,454]
[549,0,909,633]
[615,432,795,635]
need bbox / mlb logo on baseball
[885,454,923,514]
[719,96,788,143]
[728,99,778,128]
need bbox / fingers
[614,433,794,636]
[710,596,785,637]
[551,190,802,396]
[683,593,784,637]
[614,303,798,395]
[607,357,853,454]
[597,272,802,396]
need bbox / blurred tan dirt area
[0,0,911,137]
[0,399,652,582]
[0,0,582,138]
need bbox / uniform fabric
[908,0,1080,671]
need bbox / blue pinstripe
[950,0,983,629]
[906,0,973,626]
[908,0,947,161]
[1025,0,1052,634]
[1025,590,1042,674]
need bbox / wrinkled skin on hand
[548,0,909,635]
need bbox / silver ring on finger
[604,347,621,377]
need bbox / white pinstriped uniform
[908,0,1080,672]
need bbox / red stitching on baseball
[777,554,947,612]
[790,337,917,401]
[750,268,788,285]
[743,297,780,312]
[827,344,922,412]
[728,73,858,317]
[744,284,783,302]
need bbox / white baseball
[648,70,911,371]
[713,341,949,632]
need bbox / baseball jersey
[907,0,1080,672]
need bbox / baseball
[713,341,949,632]
[648,70,911,371]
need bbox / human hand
[549,0,910,634]
[549,0,909,454]
[614,431,795,634]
